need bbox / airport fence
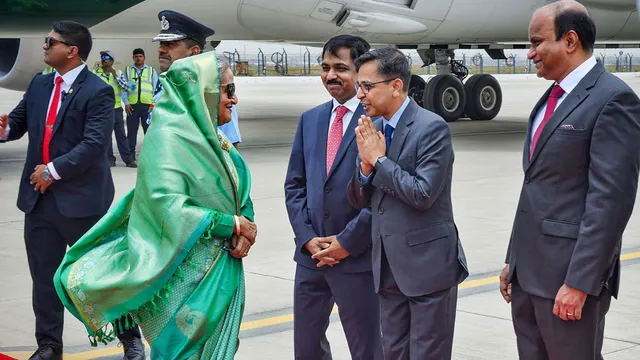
[222,48,639,77]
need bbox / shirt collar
[54,63,86,86]
[556,56,597,95]
[133,64,148,70]
[383,97,411,129]
[332,94,360,114]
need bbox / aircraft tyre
[463,74,502,120]
[408,74,427,108]
[423,74,466,122]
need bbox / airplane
[1,0,639,122]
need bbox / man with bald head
[500,1,640,359]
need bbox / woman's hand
[238,216,257,244]
[230,235,252,259]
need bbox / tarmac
[2,73,640,359]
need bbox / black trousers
[108,108,134,164]
[511,276,611,360]
[24,193,141,352]
[126,103,150,156]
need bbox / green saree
[53,51,253,359]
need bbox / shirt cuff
[0,124,10,140]
[47,162,61,180]
[359,169,372,185]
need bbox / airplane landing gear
[411,49,503,122]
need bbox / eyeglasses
[44,36,75,49]
[356,78,398,94]
[221,83,235,98]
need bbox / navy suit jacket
[285,100,373,273]
[3,67,116,218]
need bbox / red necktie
[43,76,64,164]
[530,84,565,159]
[326,105,348,175]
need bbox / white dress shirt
[1,63,87,180]
[530,56,597,148]
[328,94,361,137]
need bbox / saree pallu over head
[54,51,253,359]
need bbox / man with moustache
[285,35,382,360]
[0,21,144,360]
[347,47,468,360]
[500,1,640,359]
[145,10,214,128]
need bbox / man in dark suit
[0,21,144,360]
[500,2,640,359]
[347,47,469,360]
[284,35,382,360]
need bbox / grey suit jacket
[506,61,640,300]
[348,99,469,297]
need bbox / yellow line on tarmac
[4,251,640,360]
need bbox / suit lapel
[38,74,55,149]
[375,99,417,209]
[326,104,364,179]
[525,63,603,172]
[52,67,88,137]
[317,101,332,181]
[523,85,553,169]
[388,99,417,161]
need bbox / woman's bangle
[233,215,241,235]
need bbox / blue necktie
[384,124,394,155]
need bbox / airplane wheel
[464,74,502,120]
[423,75,466,122]
[408,74,427,108]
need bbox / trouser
[24,193,141,352]
[126,103,150,156]
[293,264,382,360]
[108,108,134,164]
[511,276,611,360]
[378,245,458,360]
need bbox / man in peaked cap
[145,10,215,128]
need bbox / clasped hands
[499,264,587,321]
[306,236,350,268]
[355,115,386,176]
[230,216,257,259]
[30,164,53,194]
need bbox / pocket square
[559,124,575,130]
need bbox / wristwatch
[375,156,387,170]
[43,166,53,182]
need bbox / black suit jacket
[506,61,640,300]
[3,67,116,218]
[285,101,373,273]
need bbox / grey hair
[217,58,230,74]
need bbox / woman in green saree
[53,51,257,359]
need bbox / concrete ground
[1,73,640,359]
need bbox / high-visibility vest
[125,66,154,105]
[93,68,123,109]
[42,66,55,74]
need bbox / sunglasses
[221,83,235,98]
[101,55,112,61]
[44,36,75,49]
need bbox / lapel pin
[68,89,73,94]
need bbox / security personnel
[122,48,158,158]
[146,10,215,127]
[93,50,137,168]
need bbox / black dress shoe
[109,160,116,167]
[29,346,62,360]
[121,337,145,360]
[126,161,138,168]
